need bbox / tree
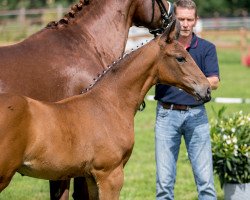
[195,0,250,17]
[0,0,46,9]
[0,0,249,17]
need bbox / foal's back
[0,93,29,127]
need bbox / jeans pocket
[157,105,170,118]
[191,106,208,120]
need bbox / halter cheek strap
[157,0,173,25]
[149,0,174,37]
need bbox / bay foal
[0,0,173,198]
[0,20,210,199]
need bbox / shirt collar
[186,33,198,50]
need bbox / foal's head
[155,20,211,101]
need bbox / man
[154,0,220,199]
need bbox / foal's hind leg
[96,166,124,200]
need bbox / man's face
[175,7,197,38]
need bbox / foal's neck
[93,40,159,112]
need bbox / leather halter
[149,0,174,37]
[138,1,174,111]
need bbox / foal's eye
[176,56,186,63]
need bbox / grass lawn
[0,45,250,199]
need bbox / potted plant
[210,107,250,200]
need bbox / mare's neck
[76,0,136,61]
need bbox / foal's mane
[46,0,90,29]
[80,41,150,94]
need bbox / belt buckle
[174,104,190,111]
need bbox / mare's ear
[160,19,180,43]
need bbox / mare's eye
[176,56,186,63]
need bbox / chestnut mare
[0,20,211,199]
[0,0,173,102]
[0,0,174,199]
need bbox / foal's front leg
[0,172,15,192]
[0,135,24,192]
[0,153,21,192]
[0,154,25,192]
[96,166,124,200]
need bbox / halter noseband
[149,0,174,37]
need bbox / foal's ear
[160,19,180,43]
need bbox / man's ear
[160,19,180,43]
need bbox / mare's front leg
[95,165,124,200]
[49,179,70,200]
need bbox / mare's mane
[46,0,90,28]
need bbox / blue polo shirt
[155,33,220,106]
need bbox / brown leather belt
[161,102,194,111]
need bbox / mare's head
[155,20,211,102]
[133,0,174,34]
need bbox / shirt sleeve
[204,43,220,79]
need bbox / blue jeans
[155,102,216,200]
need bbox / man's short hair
[174,0,198,18]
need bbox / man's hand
[207,76,220,90]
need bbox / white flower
[231,128,236,133]
[226,139,231,145]
[223,134,228,140]
[245,152,249,158]
[234,145,238,150]
[240,120,245,125]
[232,137,237,143]
[234,150,238,157]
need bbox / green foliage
[0,0,250,17]
[194,0,250,17]
[195,0,229,17]
[0,0,46,9]
[0,0,74,9]
[210,107,250,187]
